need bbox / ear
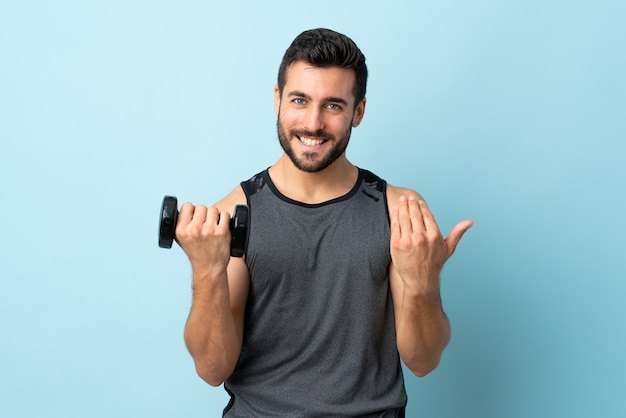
[352,98,366,127]
[274,84,281,115]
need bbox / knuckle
[175,226,186,239]
[180,202,193,213]
[414,233,426,246]
[399,237,414,251]
[426,230,440,241]
[189,224,203,238]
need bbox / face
[275,61,366,173]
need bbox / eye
[293,98,306,105]
[326,103,342,111]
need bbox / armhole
[358,168,390,225]
[240,169,268,205]
[382,181,390,226]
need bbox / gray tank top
[223,168,407,417]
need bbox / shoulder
[386,183,424,210]
[214,185,247,215]
[214,170,268,214]
[357,168,424,210]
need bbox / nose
[303,106,325,132]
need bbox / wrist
[191,265,228,288]
[402,276,442,301]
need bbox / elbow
[403,353,442,377]
[202,375,225,388]
[194,363,229,387]
[409,358,441,377]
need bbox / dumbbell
[158,195,249,258]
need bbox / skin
[177,60,473,386]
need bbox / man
[176,28,473,417]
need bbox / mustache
[290,129,334,141]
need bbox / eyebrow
[287,90,349,106]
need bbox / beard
[276,117,352,173]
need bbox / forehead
[283,61,356,103]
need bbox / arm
[388,187,473,376]
[177,187,250,386]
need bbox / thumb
[444,220,474,258]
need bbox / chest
[245,196,391,293]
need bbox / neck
[268,154,358,204]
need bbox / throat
[269,159,359,204]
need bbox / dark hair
[277,28,368,108]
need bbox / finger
[177,202,195,226]
[416,199,441,237]
[192,205,209,226]
[216,209,231,229]
[397,196,416,234]
[408,196,426,232]
[444,220,474,257]
[390,203,401,237]
[202,206,227,232]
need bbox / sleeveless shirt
[223,168,407,417]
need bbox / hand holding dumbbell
[158,196,249,258]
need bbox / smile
[298,136,326,146]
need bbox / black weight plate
[159,196,178,249]
[230,204,249,257]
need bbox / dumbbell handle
[158,195,249,257]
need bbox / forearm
[184,269,242,386]
[395,285,451,377]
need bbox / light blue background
[1,1,624,417]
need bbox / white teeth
[300,137,324,146]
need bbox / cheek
[278,109,303,128]
[331,116,354,133]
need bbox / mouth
[292,130,332,148]
[298,136,327,146]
